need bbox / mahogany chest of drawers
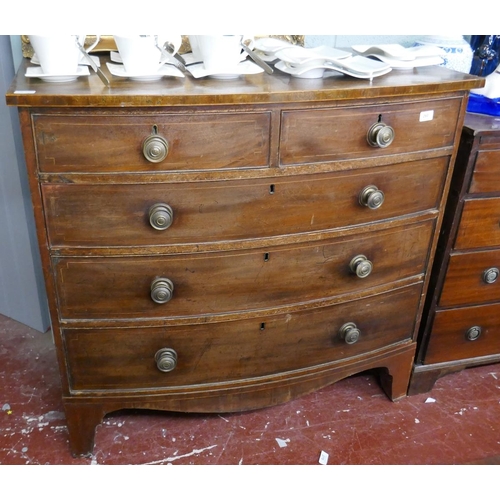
[6,59,482,456]
[410,112,500,394]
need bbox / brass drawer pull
[155,348,178,372]
[142,129,169,163]
[359,185,385,210]
[339,322,361,344]
[466,326,482,341]
[149,203,174,231]
[483,267,499,284]
[150,277,174,304]
[350,254,373,278]
[367,121,395,148]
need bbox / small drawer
[454,197,500,250]
[54,220,433,321]
[42,157,447,248]
[64,284,421,391]
[424,302,500,364]
[469,150,500,194]
[439,249,500,308]
[32,111,271,173]
[279,97,461,165]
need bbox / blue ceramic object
[469,35,500,76]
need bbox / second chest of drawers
[410,112,500,394]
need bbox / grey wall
[0,35,50,332]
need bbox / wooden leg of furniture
[377,342,416,401]
[408,354,500,396]
[64,402,107,458]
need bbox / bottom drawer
[425,302,500,364]
[64,284,422,391]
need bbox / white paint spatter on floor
[415,418,420,424]
[425,397,436,403]
[142,444,218,465]
[275,438,290,448]
[489,373,498,380]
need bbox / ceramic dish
[276,57,391,80]
[31,53,101,67]
[352,44,446,61]
[253,37,294,56]
[276,45,352,65]
[352,44,414,60]
[25,65,90,83]
[367,54,444,69]
[106,62,184,81]
[186,60,264,79]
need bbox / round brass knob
[149,203,174,231]
[150,277,174,304]
[350,255,373,278]
[155,348,178,372]
[367,122,395,148]
[142,134,169,163]
[483,267,499,284]
[339,322,361,344]
[466,326,482,341]
[359,185,385,210]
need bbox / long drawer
[469,150,500,194]
[64,283,422,391]
[455,198,500,250]
[42,158,448,248]
[54,220,433,320]
[280,97,461,165]
[425,302,500,364]
[32,111,271,173]
[439,248,500,307]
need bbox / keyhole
[269,184,275,194]
[152,124,159,134]
[377,114,382,122]
[264,253,270,262]
[260,323,266,330]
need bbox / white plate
[352,44,414,60]
[367,54,444,69]
[25,65,90,82]
[276,45,352,65]
[276,57,391,80]
[275,61,328,79]
[253,37,294,55]
[31,53,101,67]
[106,62,184,81]
[352,44,446,61]
[186,60,264,79]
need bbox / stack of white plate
[351,44,445,69]
[271,45,392,79]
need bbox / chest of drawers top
[7,60,482,108]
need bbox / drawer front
[33,112,271,173]
[64,284,421,391]
[425,302,500,364]
[455,198,500,250]
[439,249,500,307]
[280,97,461,165]
[43,158,447,248]
[469,150,500,194]
[54,220,433,320]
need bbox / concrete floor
[1,312,500,465]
